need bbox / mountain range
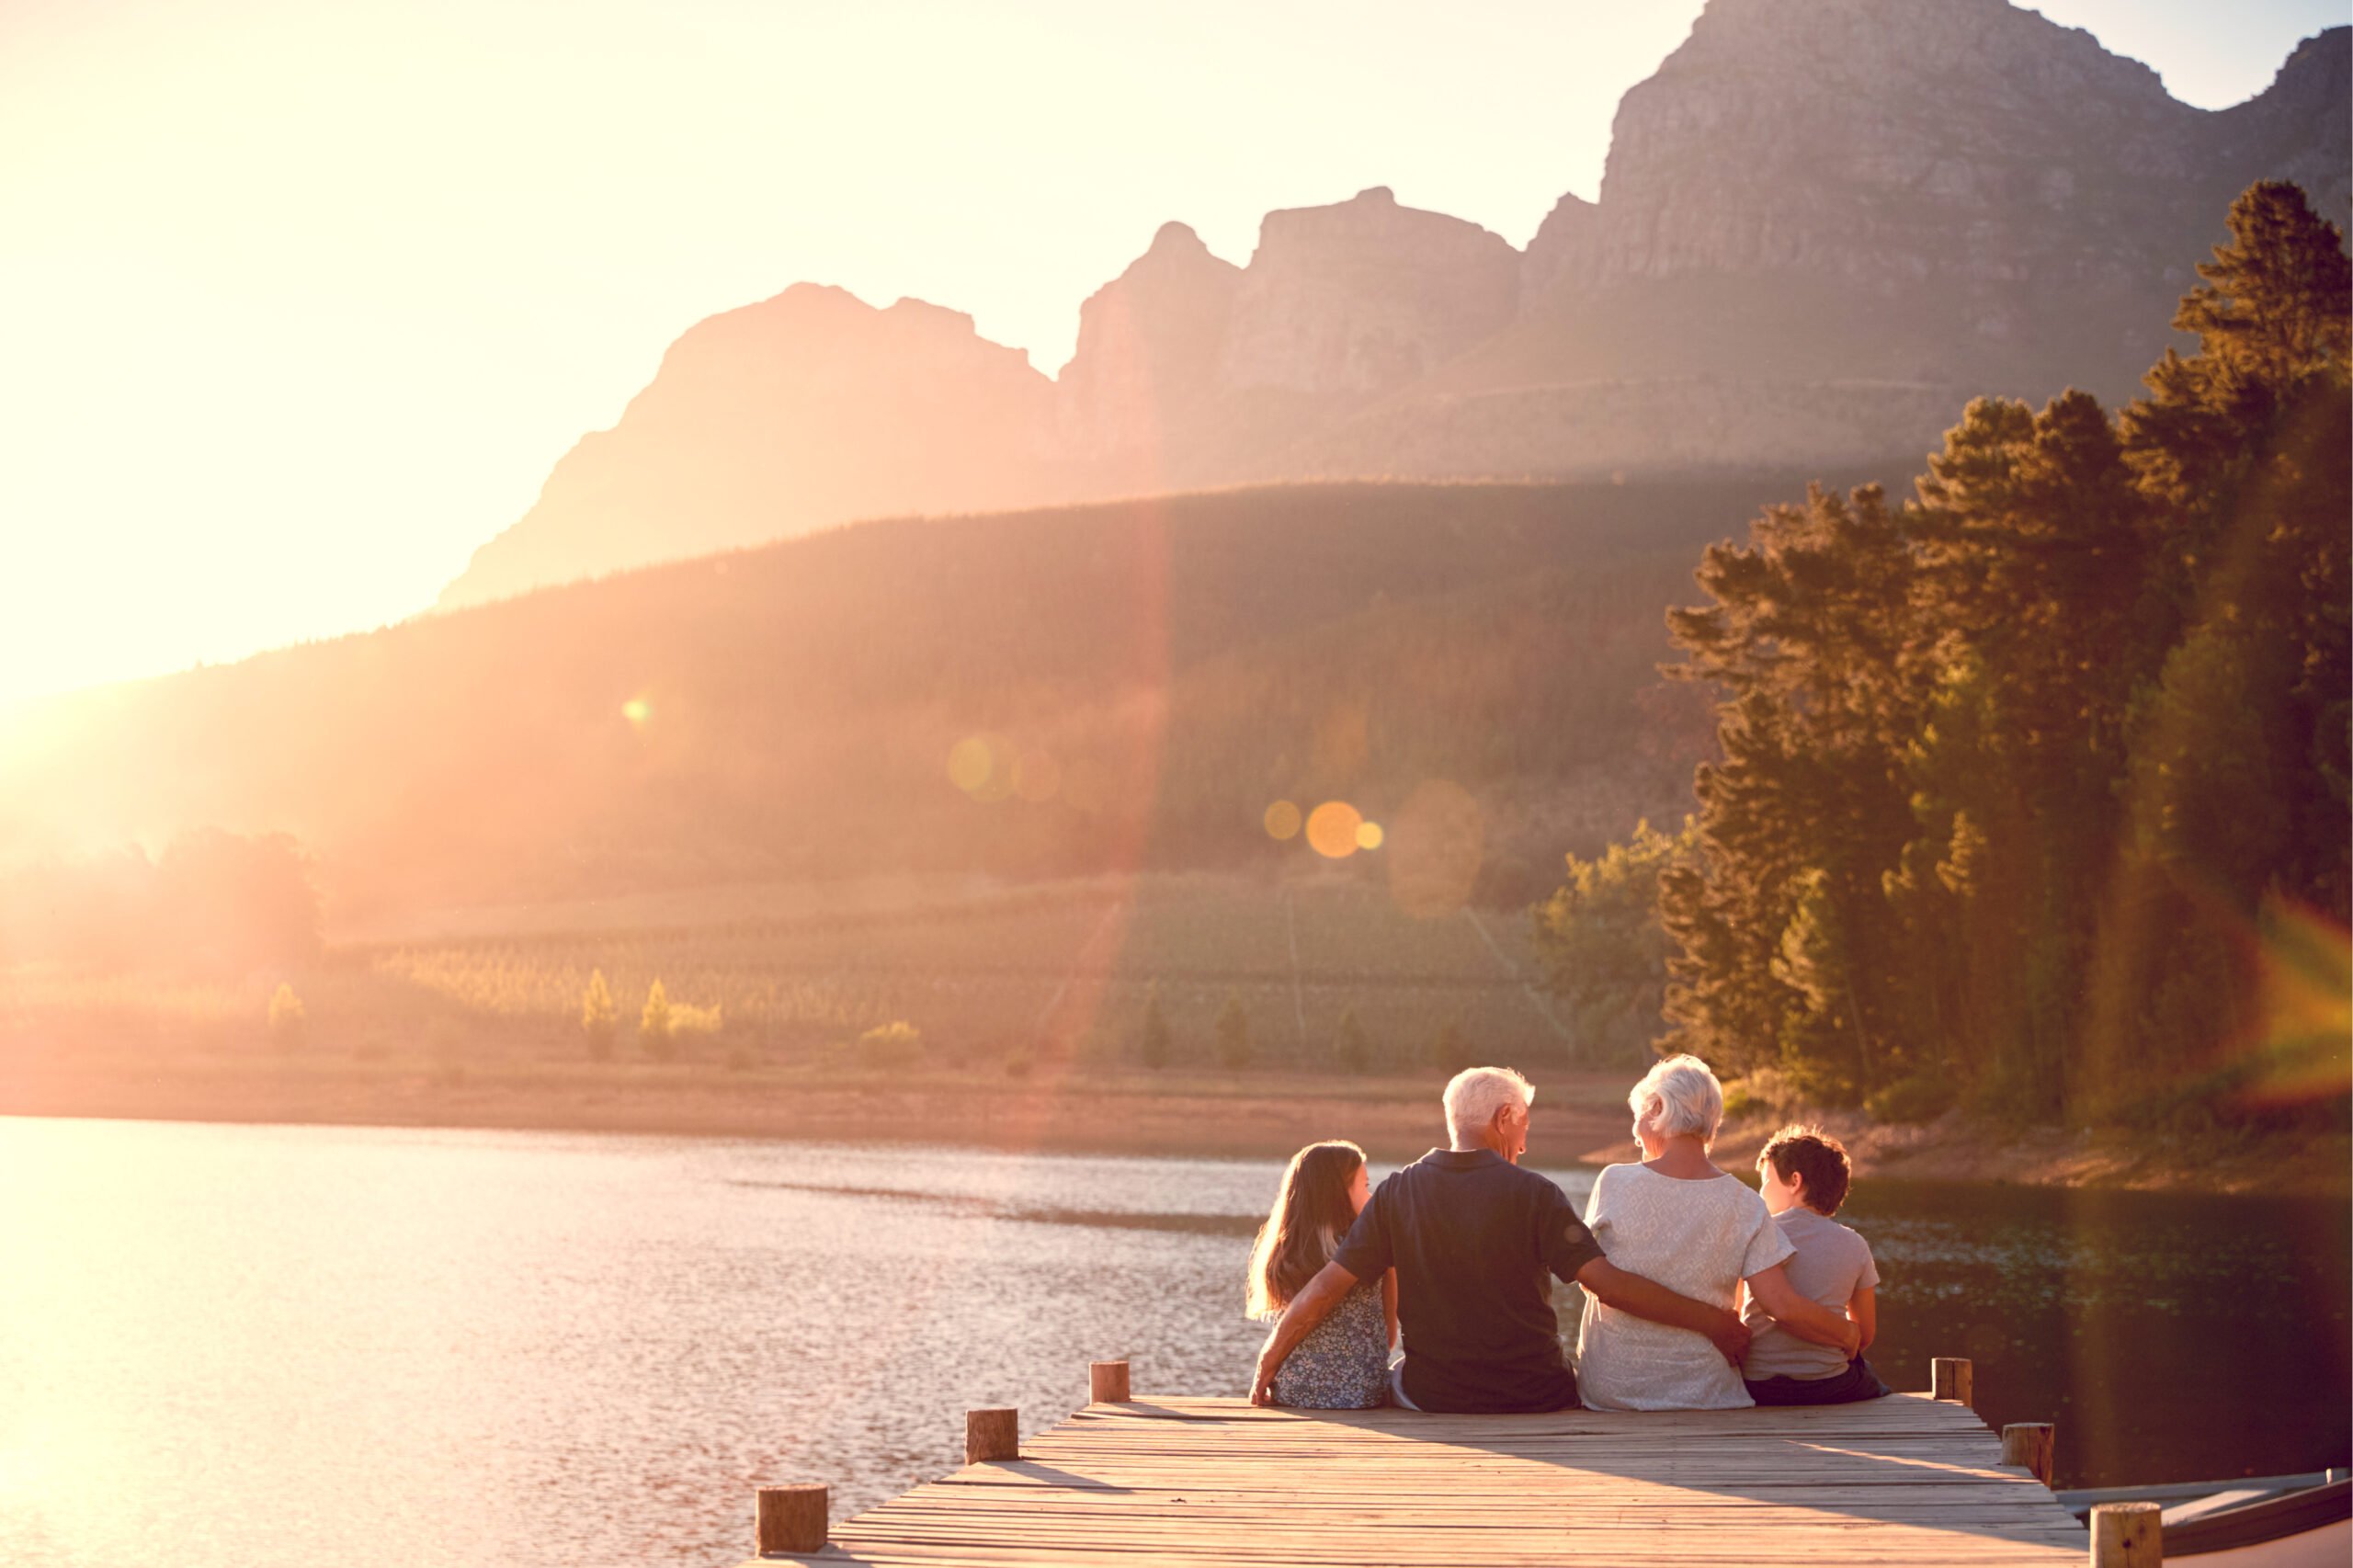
[439,0,2350,608]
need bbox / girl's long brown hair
[1245,1140,1366,1319]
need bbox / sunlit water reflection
[2,1119,2343,1566]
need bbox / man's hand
[1706,1310,1752,1369]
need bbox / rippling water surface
[3,1118,2343,1566]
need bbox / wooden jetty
[740,1358,2161,1567]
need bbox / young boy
[1740,1125,1892,1405]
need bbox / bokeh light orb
[1306,801,1363,859]
[621,697,651,725]
[1264,800,1302,841]
[1356,820,1384,850]
[947,736,993,793]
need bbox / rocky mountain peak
[1521,190,1599,300]
[1056,222,1244,467]
[1214,187,1520,399]
[1668,0,2174,105]
[438,283,1058,608]
[1147,219,1211,256]
[436,6,2351,610]
[2211,27,2351,228]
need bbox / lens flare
[1306,801,1363,859]
[1263,800,1302,841]
[946,737,993,793]
[621,698,651,725]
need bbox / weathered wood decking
[742,1390,2093,1566]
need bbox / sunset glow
[0,2,2345,1562]
[0,0,2336,710]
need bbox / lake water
[2,1118,2344,1566]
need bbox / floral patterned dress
[1271,1278,1390,1408]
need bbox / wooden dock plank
[737,1392,2086,1566]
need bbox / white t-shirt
[1573,1163,1793,1411]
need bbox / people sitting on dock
[1245,1141,1397,1408]
[1739,1124,1893,1406]
[1574,1056,1862,1411]
[1248,1065,1756,1414]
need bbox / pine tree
[582,969,617,1061]
[641,978,674,1061]
[2170,180,2350,388]
[1139,983,1172,1069]
[1333,1006,1370,1074]
[267,982,305,1051]
[1213,990,1252,1071]
[1535,817,1699,1061]
[1656,182,2349,1122]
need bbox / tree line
[0,828,321,976]
[1544,184,2349,1128]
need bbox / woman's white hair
[1629,1053,1725,1143]
[1444,1065,1535,1144]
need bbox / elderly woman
[1574,1055,1859,1410]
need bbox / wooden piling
[1931,1355,1974,1407]
[2001,1422,2055,1485]
[754,1483,825,1556]
[2089,1501,2162,1566]
[964,1406,1018,1464]
[1089,1359,1131,1403]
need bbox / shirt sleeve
[1329,1179,1392,1281]
[1582,1165,1614,1237]
[1541,1176,1606,1283]
[1738,1194,1798,1279]
[1854,1233,1880,1292]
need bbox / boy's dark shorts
[1744,1357,1893,1406]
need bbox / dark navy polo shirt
[1330,1147,1604,1413]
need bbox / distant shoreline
[4,1051,2342,1197]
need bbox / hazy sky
[2,0,2342,708]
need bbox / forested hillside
[1542,184,2351,1129]
[4,472,1885,932]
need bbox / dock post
[965,1406,1019,1464]
[1930,1356,1973,1407]
[755,1484,827,1557]
[1089,1359,1131,1403]
[2000,1422,2055,1486]
[2089,1501,2161,1566]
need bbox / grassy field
[3,872,1593,1074]
[9,870,2342,1193]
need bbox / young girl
[1245,1140,1396,1408]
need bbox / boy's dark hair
[1759,1124,1852,1216]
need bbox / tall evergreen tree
[1214,991,1253,1071]
[1654,182,2347,1122]
[641,978,674,1061]
[1333,1006,1370,1075]
[582,969,617,1061]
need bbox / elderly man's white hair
[1629,1053,1725,1143]
[1443,1065,1535,1146]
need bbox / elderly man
[1251,1065,1846,1413]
